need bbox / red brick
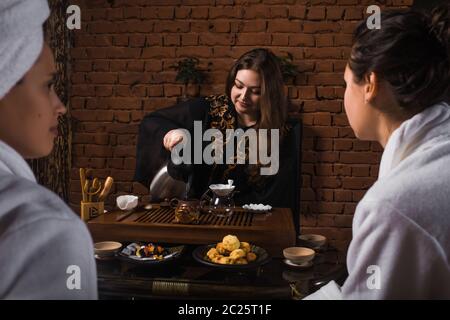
[315,34,334,47]
[326,7,344,20]
[289,6,306,19]
[164,34,181,46]
[182,34,199,46]
[289,34,315,47]
[303,22,340,33]
[164,84,182,97]
[142,47,176,59]
[200,33,234,46]
[85,145,113,157]
[315,61,333,72]
[298,86,316,99]
[334,139,353,151]
[209,7,242,19]
[304,47,342,59]
[340,152,380,164]
[110,61,127,71]
[268,20,301,33]
[335,190,352,202]
[317,202,344,214]
[307,6,326,20]
[87,72,117,84]
[317,87,335,99]
[241,20,267,32]
[303,100,342,113]
[124,158,137,170]
[271,34,289,46]
[176,47,212,58]
[352,190,367,202]
[107,158,124,169]
[114,111,130,123]
[342,177,376,190]
[191,7,209,19]
[270,7,288,18]
[334,215,354,227]
[316,138,333,151]
[344,7,364,20]
[175,7,191,19]
[236,33,270,46]
[307,73,345,86]
[117,21,153,33]
[114,146,136,157]
[316,189,334,201]
[352,166,370,177]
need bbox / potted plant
[275,52,299,84]
[173,57,205,103]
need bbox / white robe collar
[379,102,450,179]
[0,139,36,183]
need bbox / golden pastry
[206,248,219,260]
[222,234,240,252]
[216,242,228,255]
[229,249,246,260]
[246,252,257,262]
[239,242,251,254]
[235,258,248,265]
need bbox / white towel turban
[0,0,50,99]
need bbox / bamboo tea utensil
[80,168,87,202]
[98,176,114,202]
[87,179,102,202]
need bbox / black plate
[117,243,185,265]
[192,244,271,270]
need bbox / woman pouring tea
[135,48,299,222]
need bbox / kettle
[149,163,187,202]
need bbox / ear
[364,72,378,103]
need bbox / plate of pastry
[192,235,270,270]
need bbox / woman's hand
[163,129,186,151]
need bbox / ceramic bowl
[298,234,327,248]
[283,247,315,265]
[94,241,122,257]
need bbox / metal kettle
[149,163,187,202]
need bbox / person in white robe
[305,6,450,299]
[0,0,97,299]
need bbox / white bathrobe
[0,140,97,299]
[305,102,450,299]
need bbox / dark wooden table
[96,244,347,300]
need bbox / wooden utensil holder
[81,201,104,221]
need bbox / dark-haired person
[305,6,450,299]
[0,0,97,299]
[135,48,298,220]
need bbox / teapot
[200,180,235,218]
[170,198,201,224]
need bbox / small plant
[173,57,205,100]
[275,52,299,84]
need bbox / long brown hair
[225,48,288,134]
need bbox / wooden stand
[81,201,104,222]
[87,205,296,257]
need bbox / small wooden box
[81,201,104,221]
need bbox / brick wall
[69,0,413,255]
